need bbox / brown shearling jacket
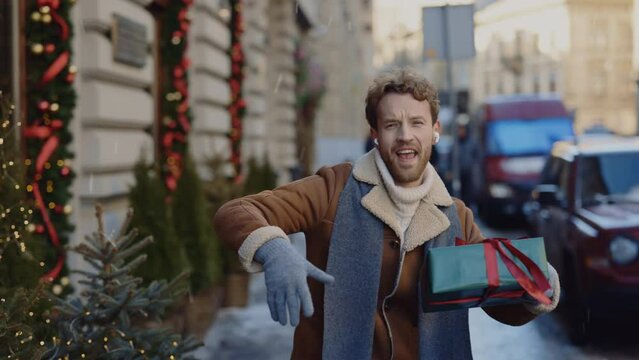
[214,152,538,359]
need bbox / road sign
[423,4,475,61]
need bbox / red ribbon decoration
[51,11,69,40]
[39,51,69,86]
[161,3,194,193]
[428,238,552,306]
[29,0,74,282]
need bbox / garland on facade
[160,0,194,192]
[228,0,246,180]
[24,0,77,282]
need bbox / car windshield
[486,117,573,156]
[579,152,639,206]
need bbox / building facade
[291,0,375,171]
[474,0,637,135]
[2,0,312,274]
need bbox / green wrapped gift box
[422,237,550,313]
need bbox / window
[579,152,639,206]
[485,117,574,156]
[549,73,557,93]
[0,0,12,94]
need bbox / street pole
[443,5,460,197]
[636,78,639,135]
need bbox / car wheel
[561,256,592,345]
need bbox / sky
[372,0,475,67]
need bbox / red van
[470,95,574,225]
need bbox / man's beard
[380,144,430,185]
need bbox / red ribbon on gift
[428,238,552,306]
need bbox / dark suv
[528,135,639,343]
[470,94,574,225]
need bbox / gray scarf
[323,174,472,359]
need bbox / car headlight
[609,236,639,265]
[489,183,514,198]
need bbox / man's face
[371,93,440,188]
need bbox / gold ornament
[50,103,60,112]
[42,14,52,24]
[27,224,36,233]
[31,12,42,22]
[32,43,44,54]
[69,65,78,74]
[63,205,73,214]
[52,285,63,295]
[40,6,50,14]
[171,36,181,45]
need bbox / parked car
[528,135,639,343]
[469,94,574,226]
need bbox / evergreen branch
[73,243,104,261]
[163,271,190,295]
[115,228,139,252]
[99,290,134,325]
[115,208,134,243]
[104,254,147,279]
[113,236,153,261]
[95,204,107,247]
[83,257,103,271]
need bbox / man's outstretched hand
[254,237,334,326]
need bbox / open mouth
[396,149,418,161]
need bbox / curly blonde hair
[365,68,440,129]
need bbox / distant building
[474,0,637,135]
[306,0,374,170]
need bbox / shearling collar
[352,150,454,251]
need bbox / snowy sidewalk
[193,231,602,360]
[193,271,295,360]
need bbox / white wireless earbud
[373,138,379,146]
[433,132,440,144]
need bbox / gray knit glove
[254,237,334,326]
[524,264,561,315]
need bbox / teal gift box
[422,237,551,313]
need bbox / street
[194,224,639,360]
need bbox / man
[214,69,560,359]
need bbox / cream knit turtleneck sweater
[373,148,434,243]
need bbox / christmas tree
[172,155,224,293]
[0,91,43,286]
[44,204,200,358]
[128,159,192,285]
[0,284,52,359]
[0,91,53,359]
